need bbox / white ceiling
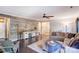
[0,6,79,21]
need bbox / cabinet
[23,31,39,45]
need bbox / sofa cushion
[64,38,75,46]
[50,36,64,42]
[67,33,76,39]
[75,33,79,39]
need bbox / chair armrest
[0,46,14,53]
[1,46,13,49]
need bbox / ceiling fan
[42,13,54,19]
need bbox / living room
[0,6,79,53]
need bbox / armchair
[0,41,20,53]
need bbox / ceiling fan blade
[47,16,54,17]
[42,13,54,19]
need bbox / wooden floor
[18,35,49,53]
[18,39,37,53]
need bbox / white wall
[50,17,77,33]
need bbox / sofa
[51,32,76,42]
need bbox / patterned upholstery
[70,39,79,49]
[68,33,79,46]
[64,38,71,46]
[75,33,79,39]
[67,33,79,47]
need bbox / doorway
[38,22,50,40]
